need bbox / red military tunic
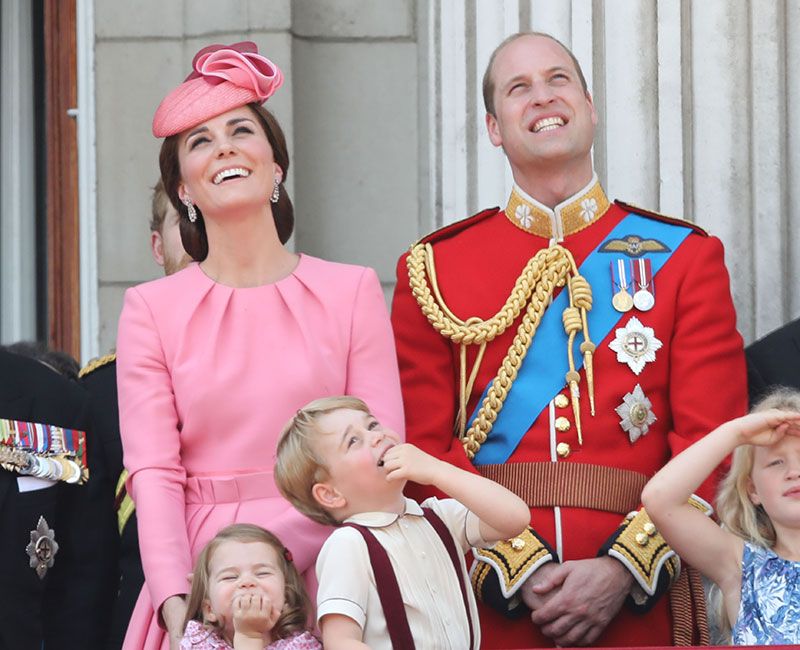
[391,179,747,648]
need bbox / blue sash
[470,213,692,466]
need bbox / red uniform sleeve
[602,234,747,611]
[667,235,747,498]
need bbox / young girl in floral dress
[181,524,321,650]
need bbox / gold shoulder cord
[407,242,596,459]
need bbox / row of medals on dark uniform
[0,419,88,577]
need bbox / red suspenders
[345,507,476,650]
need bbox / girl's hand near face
[232,591,280,649]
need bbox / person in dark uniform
[746,318,800,404]
[79,179,192,648]
[4,341,81,381]
[0,346,107,649]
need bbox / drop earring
[270,177,280,204]
[183,198,197,223]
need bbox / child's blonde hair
[709,386,800,642]
[183,523,311,641]
[715,387,800,546]
[274,395,371,527]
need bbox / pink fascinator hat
[152,41,283,138]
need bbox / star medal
[611,259,633,312]
[615,384,657,443]
[632,258,655,312]
[26,516,58,579]
[609,316,663,375]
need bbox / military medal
[26,516,58,579]
[609,316,663,375]
[64,459,82,484]
[615,384,657,443]
[0,418,89,484]
[632,258,655,312]
[611,259,633,312]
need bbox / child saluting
[642,389,800,645]
[275,396,529,649]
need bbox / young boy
[274,396,530,650]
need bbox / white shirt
[316,497,496,650]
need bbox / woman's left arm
[345,267,405,437]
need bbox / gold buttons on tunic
[511,537,526,551]
[643,522,657,536]
[555,416,571,432]
[635,532,649,546]
[554,394,569,409]
[556,442,571,458]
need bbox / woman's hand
[732,409,800,447]
[161,595,188,650]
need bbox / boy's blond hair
[275,395,371,526]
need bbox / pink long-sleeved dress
[117,255,404,650]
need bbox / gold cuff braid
[608,508,678,596]
[471,527,554,600]
[407,242,596,459]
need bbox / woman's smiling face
[177,105,281,218]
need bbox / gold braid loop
[569,275,592,310]
[464,257,570,458]
[570,274,597,415]
[406,241,595,459]
[562,307,582,335]
[407,243,559,344]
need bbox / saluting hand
[730,409,800,447]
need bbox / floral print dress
[180,621,321,649]
[732,542,800,645]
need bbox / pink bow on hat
[152,41,284,138]
[188,41,284,101]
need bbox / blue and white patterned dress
[732,542,800,645]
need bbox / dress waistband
[185,470,281,504]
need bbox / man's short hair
[274,395,371,527]
[482,31,589,116]
[149,178,171,235]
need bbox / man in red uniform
[391,32,747,648]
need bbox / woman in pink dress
[116,42,404,650]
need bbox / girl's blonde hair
[183,523,312,642]
[709,386,800,642]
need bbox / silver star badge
[615,384,657,443]
[26,516,58,579]
[609,316,663,375]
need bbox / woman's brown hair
[183,523,312,642]
[159,103,294,261]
